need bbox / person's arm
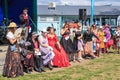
[77,34,83,40]
[60,29,65,35]
[92,32,99,40]
[83,32,87,43]
[60,28,68,35]
[9,38,17,44]
[54,34,61,49]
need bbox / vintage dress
[83,31,98,54]
[38,36,54,65]
[73,30,83,51]
[47,34,70,67]
[60,29,76,54]
[3,32,24,77]
[19,39,34,70]
[98,31,105,48]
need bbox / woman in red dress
[47,27,70,67]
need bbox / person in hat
[19,7,31,40]
[38,29,54,70]
[18,31,34,74]
[60,22,76,62]
[83,26,99,59]
[47,27,70,67]
[27,32,46,72]
[104,24,111,53]
[3,22,24,78]
[19,8,29,27]
[98,26,105,54]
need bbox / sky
[37,0,120,6]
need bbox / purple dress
[104,28,111,42]
[38,36,54,65]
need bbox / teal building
[37,5,120,36]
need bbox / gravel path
[0,45,8,74]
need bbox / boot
[48,63,53,70]
[26,68,31,74]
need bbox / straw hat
[8,22,17,28]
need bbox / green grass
[1,54,120,80]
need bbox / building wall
[37,15,118,36]
[37,16,62,36]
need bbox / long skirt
[84,41,93,54]
[40,46,54,65]
[78,39,84,51]
[60,37,76,53]
[23,53,34,68]
[3,46,24,78]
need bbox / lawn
[1,54,120,80]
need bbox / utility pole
[91,0,94,25]
[4,0,8,19]
[32,0,37,31]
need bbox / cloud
[60,0,90,5]
[37,0,120,6]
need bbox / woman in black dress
[60,22,76,61]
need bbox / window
[39,16,59,22]
[110,19,116,25]
[40,16,47,21]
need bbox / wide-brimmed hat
[47,27,56,32]
[99,26,103,28]
[8,22,17,28]
[23,7,28,10]
[32,32,38,36]
[41,28,47,33]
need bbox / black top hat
[47,27,56,32]
[23,7,28,10]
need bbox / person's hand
[45,44,49,47]
[65,27,68,31]
[35,49,39,52]
[58,45,61,50]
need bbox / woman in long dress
[104,24,111,53]
[60,23,76,61]
[38,29,54,70]
[47,27,70,67]
[73,23,84,62]
[83,27,98,59]
[3,22,24,78]
[91,24,100,56]
[98,26,105,54]
[28,32,45,72]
